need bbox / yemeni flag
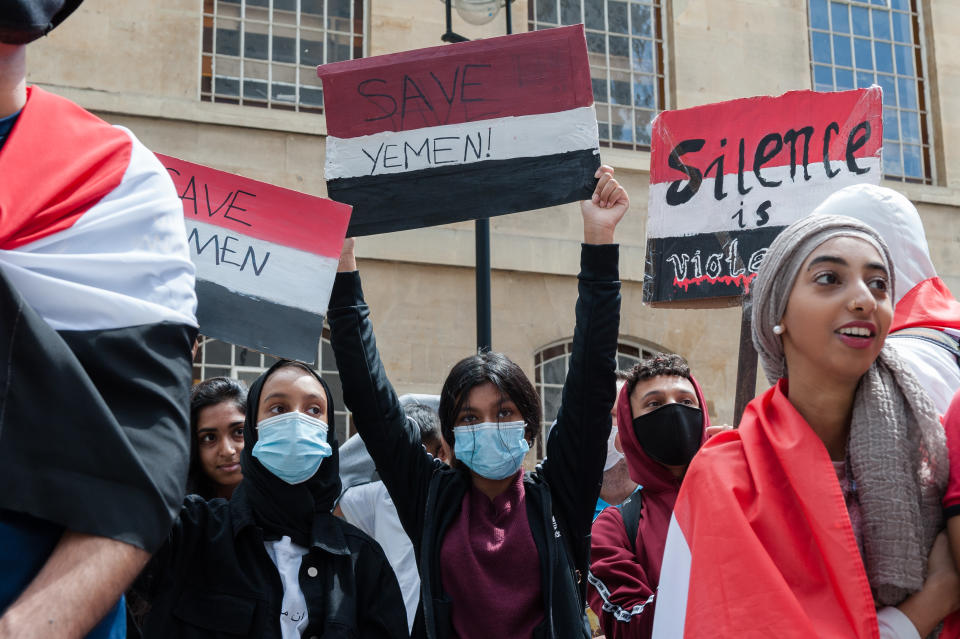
[158,156,352,363]
[644,88,882,304]
[317,24,600,236]
[0,87,197,552]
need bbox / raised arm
[540,165,627,563]
[327,239,438,546]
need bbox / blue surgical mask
[252,411,333,485]
[453,421,529,480]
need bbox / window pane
[894,44,914,75]
[591,76,607,103]
[885,142,903,175]
[561,0,580,25]
[900,109,920,143]
[874,40,893,72]
[543,386,563,424]
[830,2,850,33]
[328,0,352,31]
[632,37,655,72]
[835,67,854,90]
[814,64,834,91]
[536,0,557,23]
[272,31,296,63]
[851,5,870,36]
[327,32,352,63]
[877,73,896,105]
[635,108,654,146]
[871,8,891,40]
[610,105,634,142]
[203,339,232,365]
[216,24,240,56]
[833,35,852,68]
[301,32,324,66]
[544,358,566,385]
[891,10,911,43]
[902,144,923,178]
[884,108,900,140]
[810,0,829,30]
[855,71,874,88]
[811,31,832,64]
[608,1,629,34]
[897,76,917,109]
[609,35,630,63]
[633,74,655,109]
[584,0,604,30]
[244,29,269,60]
[587,31,606,54]
[630,2,652,36]
[854,37,873,70]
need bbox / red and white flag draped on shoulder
[0,87,197,552]
[652,380,881,639]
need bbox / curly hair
[624,352,692,398]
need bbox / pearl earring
[772,324,784,335]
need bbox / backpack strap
[617,490,643,553]
[888,327,960,364]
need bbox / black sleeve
[131,496,208,604]
[326,272,438,549]
[538,243,620,569]
[355,539,410,639]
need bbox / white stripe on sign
[186,219,338,315]
[646,156,882,239]
[0,128,198,332]
[324,106,599,180]
[651,514,691,639]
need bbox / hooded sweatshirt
[813,184,960,415]
[586,376,709,639]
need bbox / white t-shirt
[877,606,920,639]
[889,327,960,416]
[263,535,310,639]
[339,480,419,631]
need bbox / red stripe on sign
[157,154,352,258]
[649,88,882,185]
[317,25,593,138]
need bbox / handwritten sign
[317,25,600,236]
[157,154,352,362]
[643,88,882,304]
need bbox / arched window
[533,338,662,457]
[193,328,353,443]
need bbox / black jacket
[327,243,621,639]
[136,486,409,638]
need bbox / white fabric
[339,481,419,631]
[650,514,691,639]
[812,183,936,304]
[604,425,624,472]
[0,127,197,330]
[889,328,960,416]
[877,606,921,639]
[264,535,310,639]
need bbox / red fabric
[587,378,710,638]
[891,277,960,333]
[439,469,543,638]
[0,86,130,250]
[942,390,960,510]
[673,380,879,638]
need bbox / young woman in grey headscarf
[652,214,959,639]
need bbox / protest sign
[644,88,882,305]
[317,24,600,236]
[157,154,352,363]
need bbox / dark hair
[624,353,692,399]
[404,402,441,447]
[187,377,248,499]
[438,351,542,449]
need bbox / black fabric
[631,403,704,466]
[327,243,621,639]
[617,491,643,554]
[0,0,84,44]
[135,491,409,639]
[0,268,195,552]
[240,360,341,547]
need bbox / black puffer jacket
[136,362,408,639]
[327,244,621,639]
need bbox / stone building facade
[28,0,960,451]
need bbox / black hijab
[238,360,341,547]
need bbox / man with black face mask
[586,354,727,639]
[0,2,198,637]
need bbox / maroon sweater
[439,470,544,637]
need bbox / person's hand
[705,424,733,439]
[926,532,960,614]
[338,237,357,273]
[581,165,629,245]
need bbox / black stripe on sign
[196,279,323,364]
[328,148,601,236]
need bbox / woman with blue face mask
[132,361,409,639]
[328,165,628,639]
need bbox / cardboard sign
[643,88,882,305]
[157,154,352,363]
[317,24,601,236]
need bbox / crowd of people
[4,2,960,638]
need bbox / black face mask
[632,403,703,467]
[0,0,83,44]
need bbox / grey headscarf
[751,214,948,608]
